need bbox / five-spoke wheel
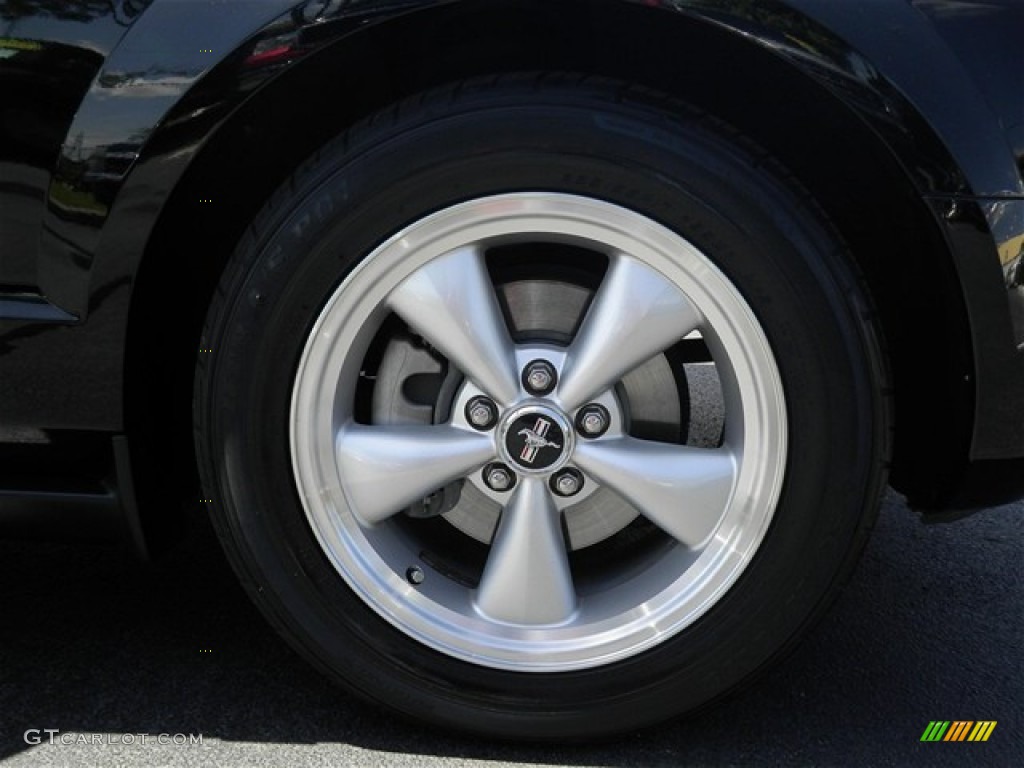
[291,193,787,669]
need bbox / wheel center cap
[500,404,573,474]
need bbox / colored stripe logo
[921,721,997,742]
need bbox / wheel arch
[123,0,974,545]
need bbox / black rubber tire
[194,74,890,741]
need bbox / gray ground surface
[1,492,1020,767]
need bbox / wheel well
[126,0,973,543]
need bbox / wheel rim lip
[290,192,787,671]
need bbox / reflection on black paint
[0,1,151,289]
[1,1,147,27]
[912,0,1024,182]
[0,39,103,287]
[987,199,1024,348]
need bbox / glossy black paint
[1,0,1023,535]
[0,5,123,292]
[913,0,1024,179]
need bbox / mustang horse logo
[517,418,561,464]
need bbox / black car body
[1,0,1022,739]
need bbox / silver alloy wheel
[290,193,787,671]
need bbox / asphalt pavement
[0,491,1020,767]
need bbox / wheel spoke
[574,438,737,549]
[557,254,702,411]
[475,478,577,625]
[387,245,519,405]
[335,423,494,525]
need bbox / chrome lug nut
[465,396,498,430]
[483,462,516,492]
[551,468,584,497]
[522,359,557,396]
[576,403,610,438]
